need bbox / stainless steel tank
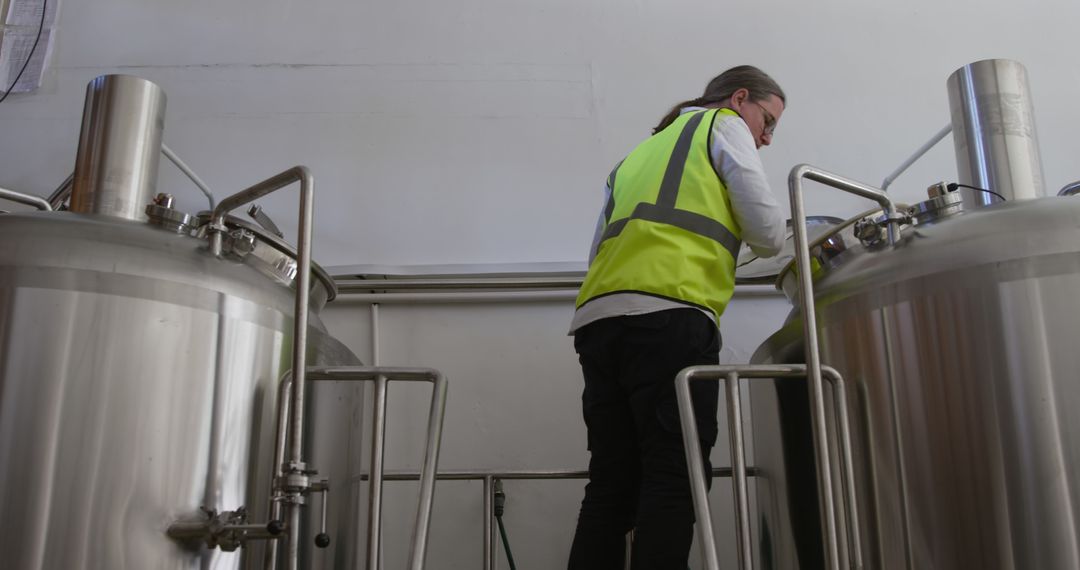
[0,75,361,569]
[752,195,1080,569]
[747,59,1079,569]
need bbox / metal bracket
[248,204,285,238]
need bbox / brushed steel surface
[749,196,1080,569]
[71,75,167,221]
[947,59,1046,208]
[0,212,358,569]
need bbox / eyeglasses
[752,101,777,137]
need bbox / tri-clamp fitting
[854,210,912,247]
[166,506,283,552]
[274,461,332,548]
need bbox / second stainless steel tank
[751,195,1080,570]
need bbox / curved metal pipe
[676,364,861,570]
[1058,181,1080,196]
[676,364,843,570]
[881,124,952,192]
[0,186,52,211]
[306,366,448,570]
[791,164,900,245]
[47,173,73,209]
[210,165,313,465]
[211,167,313,570]
[162,143,216,209]
[788,163,895,570]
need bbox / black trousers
[568,308,721,570]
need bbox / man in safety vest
[568,65,787,570]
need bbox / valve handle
[266,520,285,536]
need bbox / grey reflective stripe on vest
[599,202,741,259]
[656,111,706,208]
[604,159,624,223]
[600,110,741,259]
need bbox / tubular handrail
[783,163,898,570]
[212,167,314,570]
[272,366,448,570]
[675,364,862,570]
[355,466,753,570]
[1058,180,1080,196]
[0,186,52,211]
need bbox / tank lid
[195,211,337,303]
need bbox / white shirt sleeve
[709,113,786,258]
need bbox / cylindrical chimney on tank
[946,59,1045,209]
[71,74,166,220]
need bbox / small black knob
[266,520,285,536]
[314,533,331,548]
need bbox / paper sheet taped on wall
[0,0,61,94]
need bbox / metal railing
[356,466,755,570]
[333,276,783,304]
[265,367,448,570]
[0,185,52,211]
[287,366,449,570]
[676,364,862,570]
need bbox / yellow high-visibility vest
[576,109,743,322]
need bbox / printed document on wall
[0,0,61,94]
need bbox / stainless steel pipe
[786,163,891,569]
[162,143,216,209]
[827,367,863,570]
[483,475,495,570]
[676,364,861,570]
[790,164,900,246]
[1058,180,1080,196]
[305,366,449,570]
[353,467,747,481]
[947,59,1046,208]
[264,374,294,570]
[353,466,748,570]
[211,166,314,570]
[725,371,752,570]
[210,166,314,464]
[0,186,52,211]
[71,75,166,220]
[46,173,73,209]
[786,164,888,569]
[368,375,389,570]
[881,124,952,192]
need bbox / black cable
[496,515,518,570]
[493,483,517,570]
[735,255,759,268]
[0,0,48,104]
[947,182,1007,203]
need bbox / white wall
[3,0,1080,567]
[3,1,1080,264]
